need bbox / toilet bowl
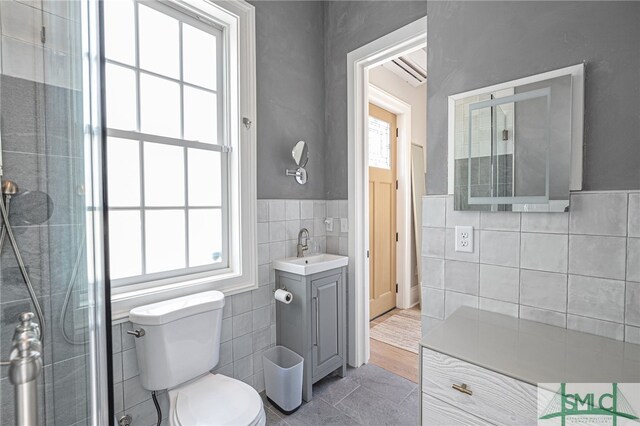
[129,291,265,426]
[169,373,265,426]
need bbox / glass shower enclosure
[0,0,108,425]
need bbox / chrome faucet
[297,228,310,257]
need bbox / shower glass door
[0,0,107,425]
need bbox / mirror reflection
[292,141,308,167]
[449,66,583,212]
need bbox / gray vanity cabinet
[276,267,347,402]
[312,273,343,378]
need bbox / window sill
[110,271,257,322]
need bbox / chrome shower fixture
[0,177,46,350]
[0,179,19,253]
[2,179,19,195]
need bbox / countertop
[421,307,640,386]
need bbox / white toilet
[129,290,266,426]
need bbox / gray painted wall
[324,1,427,199]
[252,1,428,200]
[251,1,326,199]
[427,1,640,195]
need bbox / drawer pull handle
[452,383,473,396]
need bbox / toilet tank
[129,290,225,390]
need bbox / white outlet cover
[455,226,474,253]
[340,218,348,233]
[325,218,334,232]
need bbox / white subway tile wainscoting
[421,191,640,344]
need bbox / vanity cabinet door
[311,272,343,377]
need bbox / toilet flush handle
[126,328,145,338]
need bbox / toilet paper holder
[274,287,293,304]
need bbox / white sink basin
[272,254,348,276]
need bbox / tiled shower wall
[111,199,348,424]
[421,191,640,344]
[0,1,89,425]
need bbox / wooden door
[368,103,397,320]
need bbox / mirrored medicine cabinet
[448,64,584,212]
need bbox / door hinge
[396,180,398,190]
[396,128,399,137]
[395,284,398,293]
[40,26,46,44]
[366,250,370,258]
[395,232,398,242]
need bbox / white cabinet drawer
[422,392,493,426]
[422,348,537,425]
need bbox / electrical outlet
[455,226,473,253]
[340,218,348,233]
[325,218,334,232]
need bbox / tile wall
[421,191,640,344]
[0,0,81,91]
[325,200,349,256]
[112,199,348,424]
[0,1,88,425]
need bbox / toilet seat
[170,373,265,426]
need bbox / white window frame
[110,0,257,320]
[106,0,230,286]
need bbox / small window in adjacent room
[368,115,392,169]
[103,0,256,318]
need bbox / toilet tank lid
[129,290,225,326]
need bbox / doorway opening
[346,16,427,378]
[366,50,426,383]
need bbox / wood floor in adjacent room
[369,307,420,383]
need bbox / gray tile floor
[261,364,419,425]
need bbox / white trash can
[263,346,304,414]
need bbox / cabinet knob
[452,383,473,396]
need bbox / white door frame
[347,17,427,367]
[368,84,413,310]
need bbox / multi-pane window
[104,0,229,286]
[368,116,391,169]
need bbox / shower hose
[57,228,86,345]
[0,188,87,368]
[0,192,46,365]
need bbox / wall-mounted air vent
[381,48,426,87]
